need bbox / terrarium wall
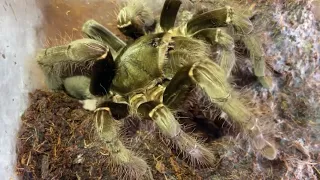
[0,0,130,178]
[0,0,42,179]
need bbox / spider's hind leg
[163,60,277,160]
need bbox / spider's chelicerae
[37,0,276,179]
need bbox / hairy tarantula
[36,0,276,179]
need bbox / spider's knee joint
[137,101,160,119]
[94,107,111,113]
[148,104,165,119]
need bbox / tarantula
[36,0,276,179]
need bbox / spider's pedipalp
[94,106,151,179]
[82,19,126,53]
[160,0,182,32]
[138,101,216,167]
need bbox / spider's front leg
[94,101,152,179]
[37,38,111,99]
[159,0,182,32]
[163,60,277,160]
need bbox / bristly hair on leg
[94,108,151,180]
[139,102,217,167]
[36,39,108,90]
[169,130,217,167]
[227,88,278,160]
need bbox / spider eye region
[150,37,161,47]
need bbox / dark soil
[17,88,319,179]
[16,90,221,180]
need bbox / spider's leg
[193,28,236,77]
[130,89,214,167]
[242,35,272,88]
[163,60,277,160]
[186,7,253,35]
[63,76,93,99]
[187,8,271,87]
[117,1,156,39]
[94,103,151,179]
[137,100,216,167]
[37,38,116,99]
[64,50,116,99]
[82,20,126,53]
[37,38,107,90]
[160,0,182,31]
